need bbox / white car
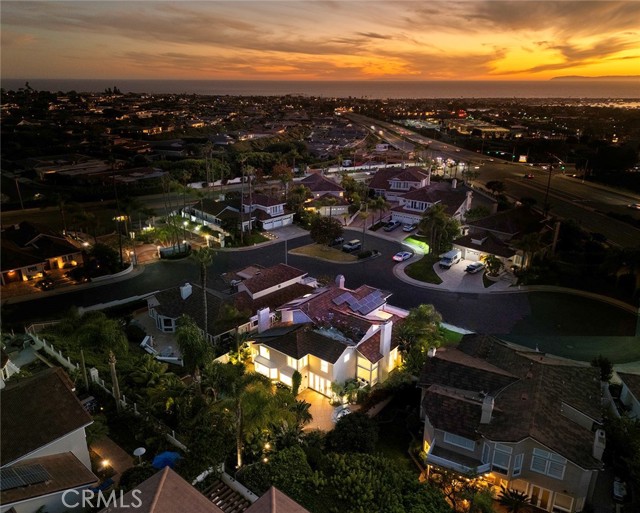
[393,251,413,262]
[465,261,485,274]
[332,405,351,423]
[402,223,417,232]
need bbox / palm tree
[419,203,448,254]
[176,315,213,394]
[370,195,389,226]
[498,485,530,513]
[191,247,215,341]
[513,232,544,269]
[129,355,174,388]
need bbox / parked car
[524,173,535,179]
[35,278,55,290]
[342,239,362,252]
[329,236,344,246]
[392,251,413,262]
[402,223,418,232]
[465,261,485,274]
[332,405,352,423]
[383,220,401,232]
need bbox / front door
[530,485,551,510]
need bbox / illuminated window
[280,373,292,386]
[320,360,328,373]
[552,493,573,513]
[259,346,270,359]
[287,356,297,369]
[300,355,309,368]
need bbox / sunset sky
[2,1,640,81]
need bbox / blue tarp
[152,451,182,469]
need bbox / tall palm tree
[176,315,213,395]
[191,247,215,341]
[419,203,448,254]
[371,195,389,225]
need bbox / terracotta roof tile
[245,486,311,513]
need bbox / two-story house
[453,206,550,268]
[147,264,317,343]
[248,276,408,397]
[242,193,293,231]
[368,167,430,202]
[184,198,253,239]
[1,368,97,513]
[390,179,473,226]
[419,335,604,513]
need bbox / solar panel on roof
[0,464,51,491]
[332,292,351,306]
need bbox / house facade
[1,222,85,285]
[419,335,604,513]
[248,276,407,397]
[242,193,293,230]
[0,368,97,513]
[368,166,430,202]
[453,207,550,268]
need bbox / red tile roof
[241,264,307,295]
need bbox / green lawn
[403,235,430,253]
[439,327,464,346]
[404,254,442,284]
[290,243,358,262]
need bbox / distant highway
[345,113,640,247]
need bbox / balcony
[427,445,491,475]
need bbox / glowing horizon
[2,1,639,82]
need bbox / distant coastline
[551,75,640,81]
[2,78,639,99]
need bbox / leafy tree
[309,215,343,246]
[118,463,157,493]
[398,304,443,375]
[486,180,506,195]
[180,408,234,482]
[591,354,613,382]
[272,163,294,198]
[498,486,530,513]
[237,446,316,503]
[76,311,129,355]
[324,453,450,513]
[326,412,378,454]
[464,206,490,222]
[86,414,109,445]
[89,243,122,274]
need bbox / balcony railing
[427,452,491,475]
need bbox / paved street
[4,225,637,365]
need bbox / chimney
[335,274,345,289]
[480,395,494,424]
[593,428,606,460]
[257,307,271,333]
[451,178,457,189]
[379,320,392,357]
[180,283,192,300]
[426,169,431,186]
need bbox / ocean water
[2,78,639,99]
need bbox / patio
[298,389,361,431]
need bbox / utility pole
[543,164,553,217]
[109,351,122,413]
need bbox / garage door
[465,250,482,261]
[273,219,283,228]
